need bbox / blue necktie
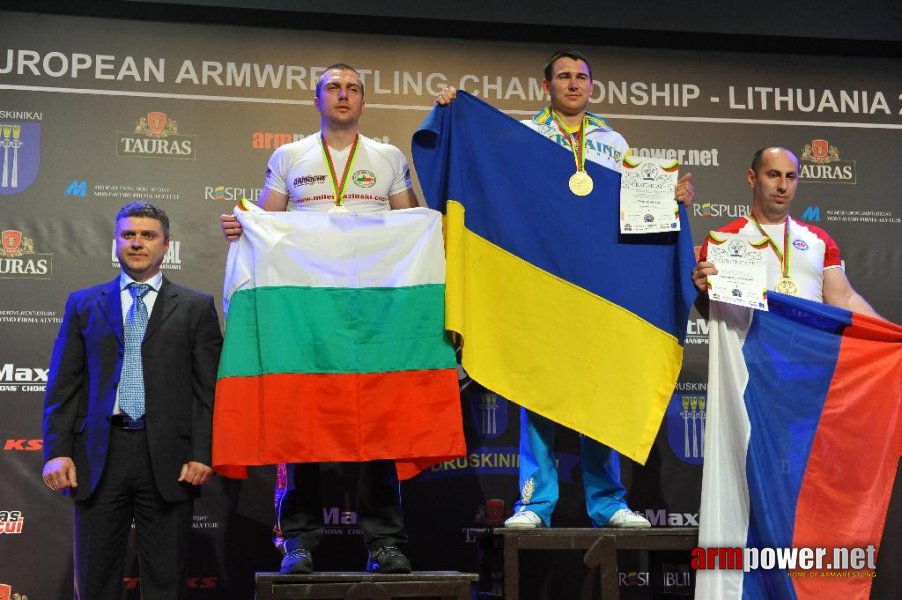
[119,282,150,419]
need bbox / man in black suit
[42,201,223,600]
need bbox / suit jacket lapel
[145,276,177,342]
[99,278,124,345]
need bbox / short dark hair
[750,147,798,173]
[316,63,364,98]
[115,201,170,238]
[543,49,592,81]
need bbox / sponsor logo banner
[799,139,856,184]
[691,202,749,219]
[252,131,307,149]
[666,390,707,465]
[0,118,41,195]
[191,513,220,530]
[618,571,650,587]
[662,564,693,590]
[467,391,509,439]
[204,185,262,202]
[0,510,24,534]
[0,230,52,279]
[3,439,42,451]
[117,112,196,160]
[0,582,27,600]
[642,508,700,527]
[0,309,62,326]
[685,317,709,345]
[629,147,720,167]
[418,446,580,481]
[66,181,182,202]
[461,498,511,543]
[0,364,48,393]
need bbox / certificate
[706,234,769,311]
[619,156,680,234]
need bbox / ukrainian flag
[412,91,697,464]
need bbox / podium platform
[255,571,479,600]
[484,527,698,599]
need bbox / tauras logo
[0,230,52,280]
[117,112,196,160]
[799,139,856,184]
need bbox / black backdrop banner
[1,10,900,600]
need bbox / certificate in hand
[706,233,769,311]
[619,156,680,234]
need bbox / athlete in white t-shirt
[263,132,412,214]
[693,147,879,317]
[219,64,418,576]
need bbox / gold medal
[328,205,350,214]
[774,277,799,296]
[569,171,593,196]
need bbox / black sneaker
[365,545,411,573]
[280,548,313,574]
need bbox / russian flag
[696,293,902,599]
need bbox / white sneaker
[606,508,651,528]
[504,510,544,529]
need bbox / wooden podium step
[255,571,479,600]
[485,526,698,599]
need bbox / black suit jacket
[42,275,223,502]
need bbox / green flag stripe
[218,284,455,378]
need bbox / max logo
[643,509,699,526]
[0,365,49,382]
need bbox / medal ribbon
[549,109,587,175]
[749,214,792,279]
[319,132,360,207]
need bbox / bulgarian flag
[696,293,902,599]
[213,203,465,480]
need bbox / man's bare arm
[823,268,881,319]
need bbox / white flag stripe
[222,207,446,315]
[696,302,755,600]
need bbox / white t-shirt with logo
[264,132,412,213]
[700,216,842,303]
